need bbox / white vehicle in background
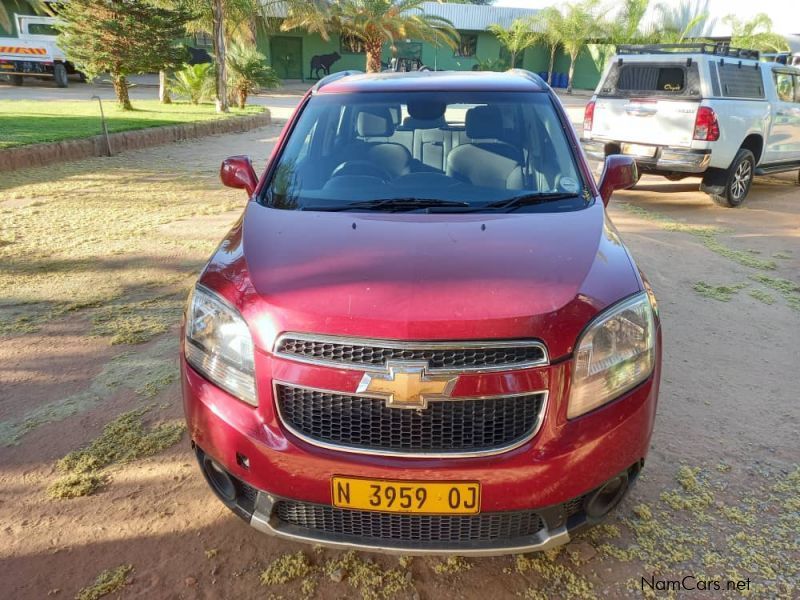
[0,14,82,87]
[582,44,800,207]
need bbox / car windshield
[262,91,589,213]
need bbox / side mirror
[220,155,258,196]
[598,155,639,205]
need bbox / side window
[774,72,794,102]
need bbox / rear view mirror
[598,155,639,205]
[220,155,258,196]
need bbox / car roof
[314,70,547,94]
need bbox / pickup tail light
[693,106,720,141]
[584,100,596,133]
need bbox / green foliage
[557,0,603,92]
[725,13,789,52]
[473,56,510,72]
[226,43,281,108]
[56,0,189,109]
[283,0,459,73]
[488,18,539,67]
[170,63,216,104]
[75,565,133,600]
[606,0,651,44]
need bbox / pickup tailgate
[592,97,699,148]
[591,59,703,149]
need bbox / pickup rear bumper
[582,139,711,174]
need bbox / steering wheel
[331,160,392,181]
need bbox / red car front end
[181,71,661,555]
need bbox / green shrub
[169,63,215,104]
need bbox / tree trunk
[510,51,517,69]
[159,70,171,104]
[548,45,557,85]
[212,0,228,113]
[567,53,576,94]
[112,73,133,110]
[365,38,383,73]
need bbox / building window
[193,32,213,49]
[455,34,477,58]
[341,33,366,54]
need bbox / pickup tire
[704,148,755,208]
[54,63,69,88]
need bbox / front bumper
[182,344,659,554]
[582,138,711,173]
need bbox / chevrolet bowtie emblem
[357,361,457,409]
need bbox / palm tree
[652,2,709,43]
[559,0,602,94]
[488,19,539,69]
[725,13,789,53]
[283,0,459,73]
[605,0,651,45]
[170,63,215,103]
[534,6,565,86]
[226,43,281,108]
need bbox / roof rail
[312,70,363,93]
[617,43,760,61]
[506,68,547,86]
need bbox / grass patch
[748,289,775,305]
[91,294,184,345]
[619,203,776,270]
[47,407,184,499]
[750,274,800,311]
[323,551,410,600]
[693,281,747,302]
[75,565,133,600]
[433,556,472,574]
[0,100,263,149]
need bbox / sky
[494,0,800,35]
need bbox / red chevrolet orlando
[181,70,661,555]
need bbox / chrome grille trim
[273,381,548,458]
[273,333,549,373]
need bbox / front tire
[704,149,755,207]
[54,63,69,88]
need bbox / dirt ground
[1,119,798,599]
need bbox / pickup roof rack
[617,43,760,61]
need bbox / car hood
[202,201,641,360]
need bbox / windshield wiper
[484,192,583,212]
[301,198,470,212]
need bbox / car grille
[275,384,546,455]
[274,500,545,545]
[275,335,547,372]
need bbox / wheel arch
[740,134,764,165]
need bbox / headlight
[568,292,655,419]
[185,285,257,406]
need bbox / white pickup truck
[0,14,81,87]
[581,44,800,207]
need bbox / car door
[764,70,800,164]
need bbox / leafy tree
[226,43,281,108]
[558,0,602,94]
[488,19,539,69]
[170,63,215,104]
[283,0,459,73]
[725,13,789,53]
[534,6,565,86]
[653,2,708,43]
[56,1,189,110]
[472,56,509,71]
[605,0,651,45]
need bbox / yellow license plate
[622,143,656,158]
[332,476,480,515]
[0,64,13,70]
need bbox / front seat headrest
[356,107,395,137]
[465,105,503,139]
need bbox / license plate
[622,143,656,158]
[0,64,13,70]
[331,476,480,515]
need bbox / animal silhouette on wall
[310,52,341,79]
